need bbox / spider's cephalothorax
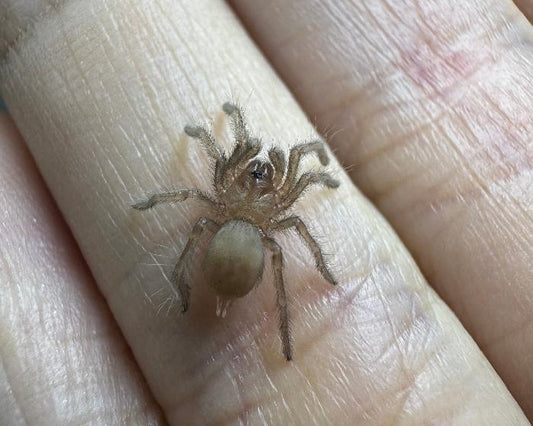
[133,103,340,360]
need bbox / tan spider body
[133,103,339,360]
[204,220,264,299]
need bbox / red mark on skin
[400,39,494,100]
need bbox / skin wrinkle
[167,315,273,408]
[207,346,290,424]
[173,362,247,424]
[361,93,511,206]
[355,73,510,190]
[235,343,276,424]
[105,2,187,194]
[234,359,287,425]
[293,272,433,422]
[416,15,512,186]
[157,1,218,105]
[414,132,533,263]
[459,93,530,174]
[334,1,487,102]
[337,299,436,422]
[379,113,527,224]
[113,3,187,150]
[388,359,431,424]
[316,2,516,158]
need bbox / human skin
[0,1,531,425]
[0,114,164,424]
[513,0,533,21]
[228,0,533,418]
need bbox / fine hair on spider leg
[134,245,183,317]
[132,102,340,360]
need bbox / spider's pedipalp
[262,236,292,361]
[223,102,248,145]
[268,146,286,188]
[271,216,337,285]
[277,171,339,212]
[172,217,220,312]
[184,125,223,161]
[132,189,218,210]
[228,137,261,169]
[222,138,262,188]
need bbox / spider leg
[184,124,224,161]
[131,189,218,210]
[270,216,337,285]
[172,217,220,312]
[262,236,293,361]
[277,171,339,212]
[280,141,330,194]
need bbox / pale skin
[0,1,532,426]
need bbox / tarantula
[133,103,339,360]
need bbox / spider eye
[251,170,264,180]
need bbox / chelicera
[133,103,339,360]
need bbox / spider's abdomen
[204,220,264,298]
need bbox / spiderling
[133,103,339,360]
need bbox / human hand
[1,0,531,424]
